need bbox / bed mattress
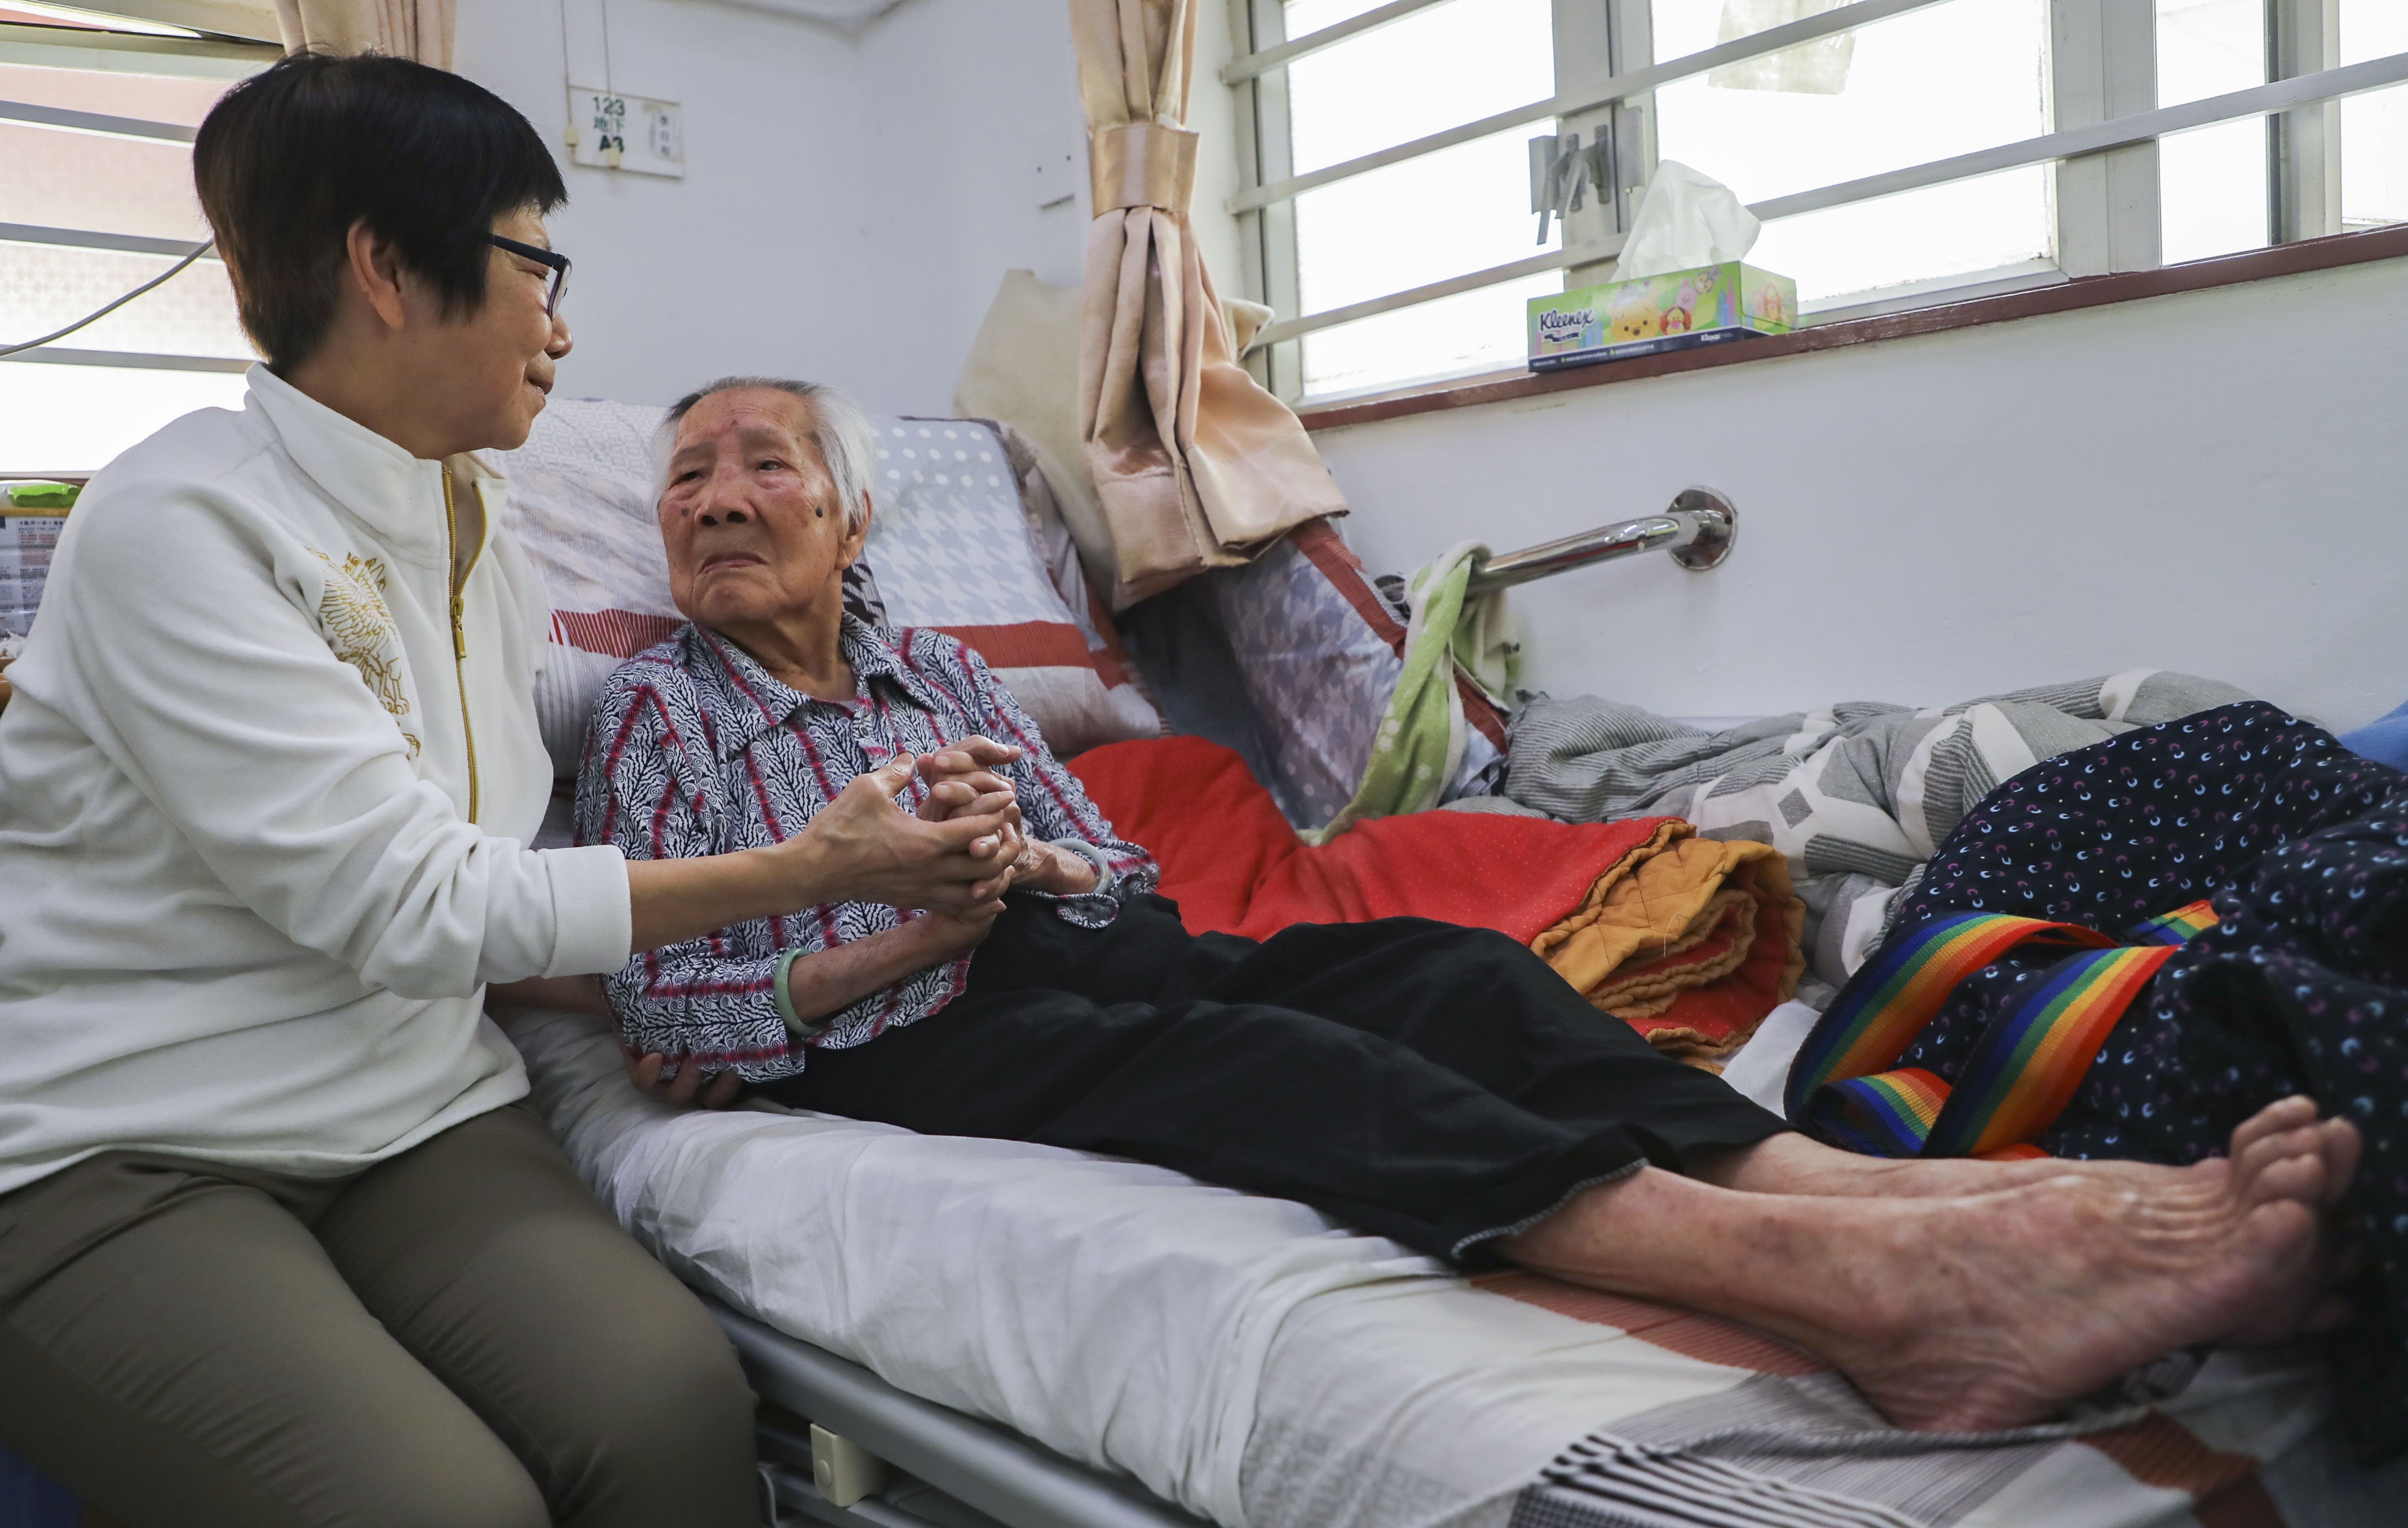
[503,1006,2395,1528]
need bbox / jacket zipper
[441,469,482,824]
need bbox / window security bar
[1221,0,1449,85]
[0,97,193,142]
[2,221,221,262]
[0,345,248,373]
[1245,46,2408,352]
[1228,0,1948,214]
[1253,236,1629,352]
[1464,488,1736,598]
[0,20,277,77]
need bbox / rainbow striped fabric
[2131,901,2221,945]
[1785,901,2219,1159]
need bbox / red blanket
[1070,736,1671,942]
[1069,736,1803,1062]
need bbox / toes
[2239,1197,2322,1272]
[2227,1096,2321,1161]
[2317,1118,2364,1206]
[2231,1116,2338,1199]
[2240,1150,2329,1209]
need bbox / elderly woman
[584,374,2360,1437]
[0,58,1020,1528]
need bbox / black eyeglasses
[488,234,571,318]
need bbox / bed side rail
[710,1299,1212,1528]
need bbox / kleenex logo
[1536,307,1594,342]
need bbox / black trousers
[768,894,1784,1263]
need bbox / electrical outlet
[567,86,683,178]
[1033,146,1079,211]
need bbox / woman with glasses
[0,52,1015,1527]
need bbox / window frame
[1,13,278,473]
[1226,0,2403,404]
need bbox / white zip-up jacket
[0,366,632,1199]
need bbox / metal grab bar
[1464,487,1737,597]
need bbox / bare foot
[1504,1098,2353,1433]
[1828,1160,2330,1428]
[1694,1130,2200,1200]
[1702,1096,2361,1212]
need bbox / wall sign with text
[568,87,684,178]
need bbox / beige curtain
[273,0,453,67]
[1070,0,1350,606]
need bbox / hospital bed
[483,397,2390,1528]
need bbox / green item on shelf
[3,482,80,511]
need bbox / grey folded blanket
[1504,670,2254,986]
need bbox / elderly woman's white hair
[657,376,879,533]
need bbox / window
[1227,0,2408,401]
[0,3,279,474]
[2157,0,2267,262]
[1281,0,1559,397]
[2341,0,2408,231]
[1654,0,2054,306]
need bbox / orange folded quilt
[1069,737,1803,1062]
[1529,832,1806,1065]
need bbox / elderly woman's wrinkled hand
[915,894,1012,964]
[912,737,1100,897]
[800,755,1021,912]
[623,1047,743,1109]
[915,737,1022,821]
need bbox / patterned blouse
[574,615,1158,1078]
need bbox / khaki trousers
[0,1104,759,1528]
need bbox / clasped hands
[794,734,1094,916]
[902,736,1100,934]
[615,736,1096,1109]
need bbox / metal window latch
[1529,131,1618,245]
[1528,133,1583,243]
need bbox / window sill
[1292,224,2408,433]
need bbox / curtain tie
[1089,123,1199,215]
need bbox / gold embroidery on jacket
[308,549,421,759]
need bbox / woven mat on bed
[1455,1273,2329,1528]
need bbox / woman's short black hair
[194,52,567,372]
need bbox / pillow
[863,417,1162,758]
[952,271,1121,604]
[500,399,1162,776]
[1210,520,1507,829]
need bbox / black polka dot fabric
[1841,702,2408,1460]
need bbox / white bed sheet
[503,1006,2375,1528]
[508,1006,1447,1526]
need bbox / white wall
[842,0,1095,414]
[456,0,869,407]
[457,0,1235,417]
[1311,256,2408,733]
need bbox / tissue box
[1528,262,1797,372]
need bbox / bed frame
[711,1298,1211,1528]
